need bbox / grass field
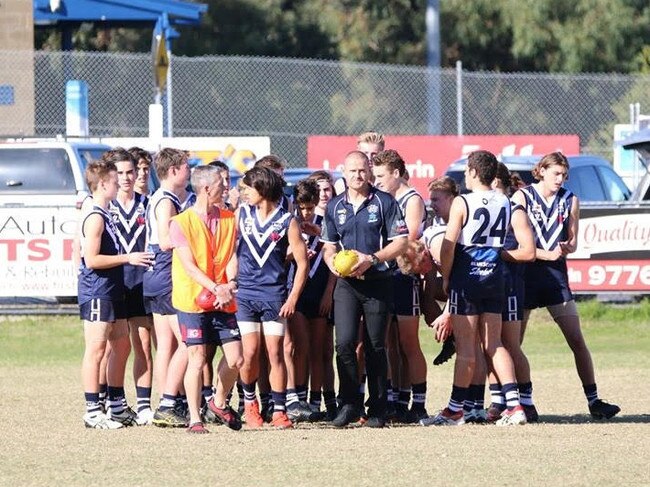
[0,302,649,486]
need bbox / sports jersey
[236,203,293,301]
[395,187,426,238]
[449,190,510,292]
[321,186,408,278]
[143,188,182,297]
[78,206,124,304]
[520,184,575,308]
[109,193,148,289]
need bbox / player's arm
[318,270,337,317]
[72,196,93,269]
[501,207,536,263]
[155,198,177,251]
[560,195,579,255]
[404,194,426,240]
[280,218,309,318]
[440,196,465,284]
[320,205,342,276]
[83,214,152,269]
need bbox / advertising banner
[307,134,580,196]
[0,207,78,297]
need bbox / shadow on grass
[537,414,650,425]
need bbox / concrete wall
[0,0,35,136]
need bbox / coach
[321,151,408,428]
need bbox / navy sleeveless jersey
[450,190,510,292]
[78,206,124,304]
[109,193,148,289]
[237,203,293,301]
[288,213,328,290]
[143,188,183,296]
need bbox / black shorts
[143,291,175,315]
[80,298,127,322]
[124,283,149,319]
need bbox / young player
[128,147,152,196]
[235,166,309,428]
[513,152,620,420]
[110,149,155,425]
[79,155,153,429]
[425,150,526,426]
[169,165,243,433]
[144,148,193,427]
[372,149,428,422]
[305,170,338,420]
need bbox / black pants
[333,277,393,417]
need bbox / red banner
[307,134,580,196]
[567,260,650,292]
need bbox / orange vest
[171,208,237,313]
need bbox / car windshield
[445,168,535,194]
[0,148,76,194]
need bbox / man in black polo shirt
[321,150,408,428]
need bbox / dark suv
[444,155,632,202]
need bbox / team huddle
[77,133,620,432]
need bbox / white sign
[0,207,79,297]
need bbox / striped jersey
[519,185,573,252]
[109,192,148,289]
[237,203,293,300]
[78,205,124,304]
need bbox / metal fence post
[456,60,463,136]
[166,52,173,137]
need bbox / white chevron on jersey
[239,204,292,268]
[109,194,147,253]
[396,187,426,237]
[304,214,324,279]
[520,185,573,251]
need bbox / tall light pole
[426,0,441,134]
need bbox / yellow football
[334,250,359,277]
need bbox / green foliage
[32,0,650,74]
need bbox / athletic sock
[271,391,287,412]
[286,388,299,411]
[470,383,485,410]
[386,379,395,407]
[411,382,427,411]
[502,383,521,410]
[159,393,176,410]
[518,382,534,406]
[489,382,505,410]
[107,386,126,415]
[242,382,258,405]
[323,390,336,409]
[583,383,598,406]
[358,376,366,410]
[237,381,245,411]
[136,386,151,413]
[448,385,468,413]
[309,390,322,411]
[260,391,271,411]
[296,384,308,403]
[201,385,214,407]
[398,388,411,411]
[98,383,107,411]
[85,392,102,415]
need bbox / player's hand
[213,284,234,308]
[300,220,321,237]
[319,292,333,317]
[307,248,317,260]
[279,296,297,318]
[128,252,154,267]
[548,246,564,261]
[349,252,372,277]
[433,312,452,342]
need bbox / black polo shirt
[321,185,407,278]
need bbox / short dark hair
[208,159,229,173]
[127,147,151,166]
[254,154,286,171]
[372,149,406,177]
[242,166,284,202]
[293,179,319,206]
[467,150,498,186]
[428,176,459,197]
[154,148,187,180]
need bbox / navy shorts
[448,286,503,316]
[124,283,149,319]
[143,291,175,315]
[235,297,284,323]
[80,298,127,322]
[392,272,421,317]
[502,261,524,322]
[177,310,241,346]
[524,260,573,309]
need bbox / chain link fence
[4,50,650,165]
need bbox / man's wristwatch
[370,254,380,266]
